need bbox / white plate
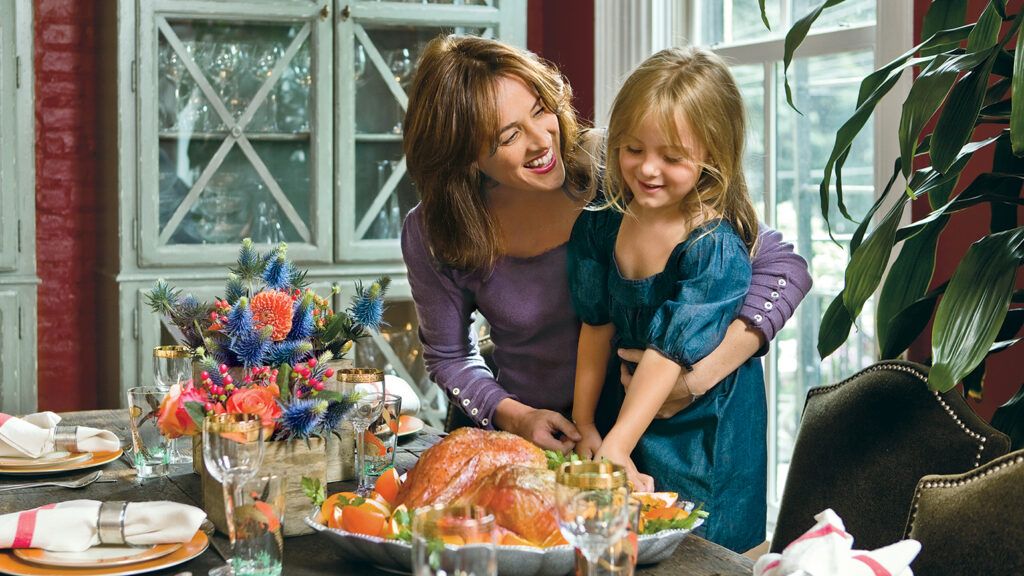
[0,452,92,468]
[305,506,701,576]
[13,542,181,568]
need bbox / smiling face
[475,75,565,194]
[617,113,706,213]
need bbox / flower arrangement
[146,239,389,440]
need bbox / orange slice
[632,492,678,511]
[374,468,402,505]
[341,503,388,537]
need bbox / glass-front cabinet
[99,0,525,418]
[0,0,37,414]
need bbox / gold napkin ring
[97,501,128,545]
[53,426,79,452]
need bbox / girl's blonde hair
[403,35,589,271]
[600,46,759,253]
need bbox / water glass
[153,345,193,464]
[126,386,170,478]
[230,474,285,576]
[363,393,401,479]
[555,461,631,576]
[412,504,497,576]
[575,499,642,575]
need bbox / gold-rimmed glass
[555,461,631,576]
[411,504,497,576]
[336,368,386,495]
[153,345,193,464]
[203,413,265,576]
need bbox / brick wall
[33,0,101,411]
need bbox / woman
[401,35,811,453]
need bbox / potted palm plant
[767,0,1023,447]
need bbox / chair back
[770,360,1009,552]
[906,449,1024,575]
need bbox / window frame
[594,0,913,529]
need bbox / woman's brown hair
[403,35,588,271]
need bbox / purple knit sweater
[401,205,812,429]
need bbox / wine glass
[203,413,265,576]
[153,345,193,464]
[336,368,386,494]
[387,48,413,133]
[250,43,283,132]
[555,461,631,576]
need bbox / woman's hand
[618,349,698,419]
[594,443,654,492]
[494,399,581,453]
[574,422,603,460]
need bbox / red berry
[308,358,317,367]
[324,368,335,378]
[201,371,210,379]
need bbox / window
[595,0,912,531]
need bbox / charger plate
[0,530,206,576]
[13,542,182,568]
[0,451,122,476]
[305,506,701,576]
[0,452,92,468]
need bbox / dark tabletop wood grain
[0,410,754,576]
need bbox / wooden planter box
[193,436,326,537]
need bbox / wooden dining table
[0,410,754,575]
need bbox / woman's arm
[403,207,579,451]
[572,323,615,458]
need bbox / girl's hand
[594,445,655,492]
[574,422,603,460]
[618,348,697,419]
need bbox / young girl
[568,46,767,553]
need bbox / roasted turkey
[455,465,567,547]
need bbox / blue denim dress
[568,208,767,553]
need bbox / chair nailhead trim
[906,454,1024,533]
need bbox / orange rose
[225,384,282,435]
[156,383,200,439]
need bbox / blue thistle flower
[225,273,246,305]
[225,298,254,337]
[262,244,293,291]
[266,341,313,366]
[229,326,273,368]
[287,291,315,341]
[350,281,386,332]
[318,397,356,433]
[197,355,226,388]
[279,398,328,439]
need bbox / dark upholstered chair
[905,449,1024,575]
[770,360,1010,553]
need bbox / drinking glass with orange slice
[411,504,497,576]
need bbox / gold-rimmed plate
[13,542,182,568]
[0,450,122,476]
[0,452,93,468]
[0,530,206,576]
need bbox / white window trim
[594,0,913,528]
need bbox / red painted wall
[30,2,595,411]
[34,0,101,411]
[910,0,1024,421]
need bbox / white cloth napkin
[0,500,206,552]
[0,412,121,458]
[384,375,420,415]
[754,509,921,576]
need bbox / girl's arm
[572,323,615,458]
[599,348,682,461]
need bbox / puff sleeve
[567,209,615,326]
[646,225,753,369]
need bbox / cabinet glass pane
[352,25,488,241]
[156,20,317,247]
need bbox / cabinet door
[0,0,18,271]
[336,0,526,261]
[0,289,21,412]
[137,1,333,267]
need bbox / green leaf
[818,291,855,359]
[842,196,908,319]
[876,221,943,356]
[277,363,292,399]
[930,226,1024,392]
[880,284,947,360]
[992,381,1024,450]
[931,47,999,173]
[758,0,770,30]
[1012,15,1024,155]
[851,159,902,254]
[921,0,968,56]
[966,2,1002,51]
[781,0,847,112]
[184,401,207,431]
[961,360,986,401]
[992,0,1007,19]
[301,476,325,508]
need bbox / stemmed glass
[203,413,265,576]
[336,368,386,495]
[250,43,283,132]
[387,48,413,133]
[153,345,193,464]
[555,461,631,576]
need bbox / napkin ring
[97,501,128,545]
[53,426,79,452]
